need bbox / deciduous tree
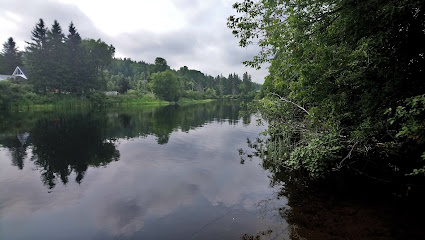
[228,0,425,177]
[153,57,169,73]
[150,70,182,101]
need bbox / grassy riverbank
[0,81,247,112]
[4,93,169,112]
[176,98,215,105]
[1,88,219,112]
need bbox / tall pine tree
[240,72,252,98]
[1,37,22,73]
[45,20,66,92]
[65,22,83,92]
[25,19,48,92]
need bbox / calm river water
[0,102,289,240]
[1,101,424,240]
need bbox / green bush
[86,92,107,107]
[183,90,204,100]
[0,81,34,109]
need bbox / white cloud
[57,0,186,36]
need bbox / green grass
[176,98,215,105]
[3,90,220,112]
[113,97,169,106]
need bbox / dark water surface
[0,102,288,240]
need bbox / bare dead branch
[336,141,358,169]
[267,92,310,115]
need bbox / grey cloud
[117,29,199,61]
[114,25,265,80]
[102,0,268,81]
[0,0,104,46]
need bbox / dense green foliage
[229,0,425,177]
[104,57,261,101]
[150,70,182,101]
[0,81,36,107]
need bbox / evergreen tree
[65,22,83,92]
[118,77,130,93]
[45,20,66,91]
[1,37,22,73]
[240,72,253,98]
[66,22,81,48]
[28,18,47,50]
[0,54,5,73]
[219,75,229,95]
[25,19,48,92]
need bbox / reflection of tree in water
[30,114,120,189]
[150,102,242,144]
[244,137,425,240]
[106,101,243,145]
[2,101,244,188]
[11,146,27,169]
[1,134,29,170]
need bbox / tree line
[105,57,261,101]
[0,18,261,103]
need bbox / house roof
[18,66,28,76]
[0,66,29,80]
[12,66,28,79]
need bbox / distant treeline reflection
[0,101,245,188]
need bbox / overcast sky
[0,0,268,83]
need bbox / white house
[104,91,119,96]
[0,66,28,81]
[0,74,13,81]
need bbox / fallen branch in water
[336,141,358,170]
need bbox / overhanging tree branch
[267,92,310,115]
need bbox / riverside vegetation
[0,19,261,110]
[228,0,425,184]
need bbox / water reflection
[247,138,425,240]
[104,102,244,144]
[31,115,120,188]
[2,101,421,239]
[0,101,243,189]
[2,133,29,169]
[1,101,286,240]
